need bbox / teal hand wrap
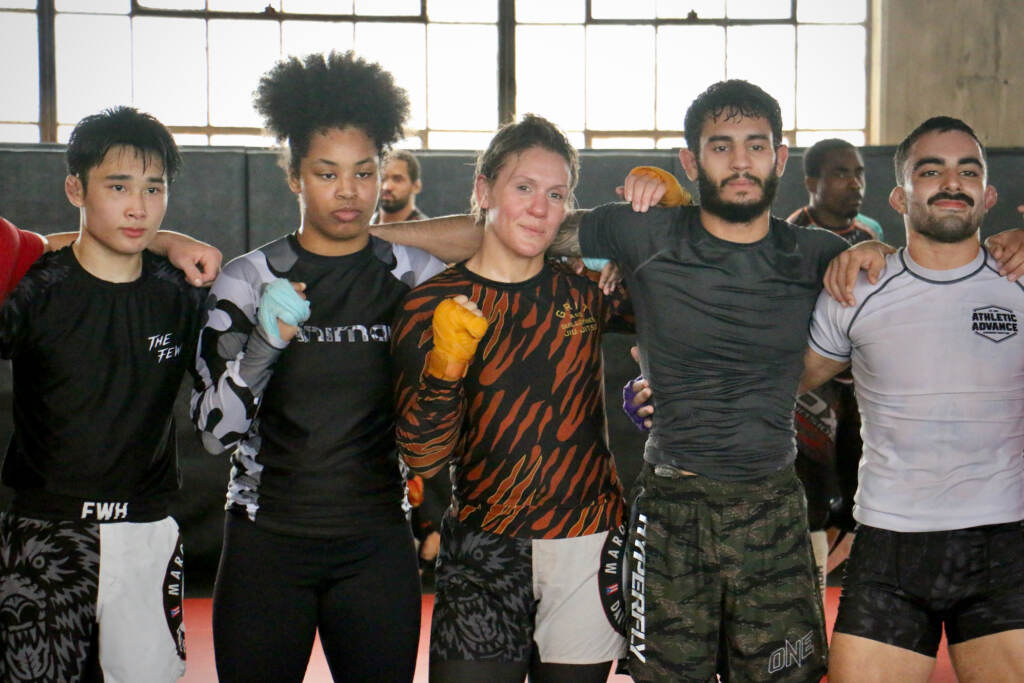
[258,278,311,341]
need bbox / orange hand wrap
[406,474,424,507]
[426,298,489,380]
[628,166,693,207]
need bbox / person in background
[373,149,428,224]
[787,138,886,600]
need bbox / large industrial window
[0,0,868,148]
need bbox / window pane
[798,0,866,23]
[0,12,38,121]
[591,0,654,19]
[658,0,723,18]
[427,131,493,150]
[726,0,789,19]
[139,0,204,8]
[591,136,654,149]
[795,130,864,147]
[587,25,654,130]
[354,0,419,15]
[565,130,584,149]
[656,136,686,149]
[0,1,37,8]
[428,0,496,23]
[283,0,354,13]
[797,25,865,129]
[726,25,795,130]
[172,133,210,146]
[354,23,426,130]
[210,133,277,146]
[657,26,725,130]
[516,25,584,130]
[427,24,497,130]
[55,0,128,12]
[208,20,281,127]
[394,135,423,149]
[516,0,583,23]
[57,124,74,142]
[0,124,40,142]
[209,0,280,10]
[133,18,208,127]
[55,14,131,124]
[282,20,354,57]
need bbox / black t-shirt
[0,248,202,520]
[580,204,846,480]
[192,234,444,537]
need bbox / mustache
[928,192,974,207]
[719,173,764,189]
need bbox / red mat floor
[180,587,956,681]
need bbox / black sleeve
[579,202,683,270]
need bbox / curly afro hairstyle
[253,51,410,177]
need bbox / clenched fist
[619,166,693,212]
[427,295,488,380]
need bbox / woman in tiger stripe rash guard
[392,114,635,683]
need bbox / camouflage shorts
[625,464,826,682]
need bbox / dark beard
[697,165,779,223]
[914,214,979,243]
[915,192,981,243]
[379,194,409,213]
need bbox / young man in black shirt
[0,106,202,682]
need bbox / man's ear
[805,175,818,196]
[65,174,85,208]
[889,185,908,214]
[474,175,491,211]
[679,148,699,182]
[412,179,422,195]
[774,144,789,176]
[984,184,998,210]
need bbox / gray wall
[874,0,1024,147]
[3,143,1024,591]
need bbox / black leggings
[212,513,422,682]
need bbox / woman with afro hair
[192,51,445,682]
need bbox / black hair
[383,149,422,184]
[470,114,579,223]
[893,116,985,184]
[683,80,783,157]
[253,51,410,177]
[803,138,857,178]
[65,106,180,189]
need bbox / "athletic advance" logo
[972,305,1018,343]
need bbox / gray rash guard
[810,247,1024,532]
[581,203,846,480]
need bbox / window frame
[22,0,871,147]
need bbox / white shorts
[532,531,628,664]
